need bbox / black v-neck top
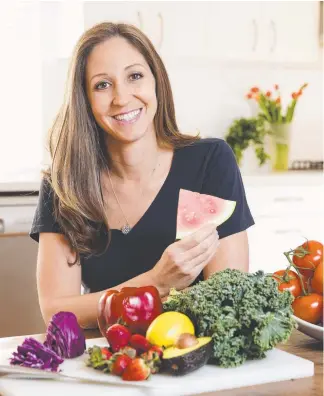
[30,138,254,293]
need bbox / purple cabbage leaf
[44,311,86,358]
[10,337,63,372]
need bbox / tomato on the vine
[292,240,323,279]
[292,293,323,324]
[311,261,323,295]
[272,270,304,298]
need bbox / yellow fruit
[146,312,195,347]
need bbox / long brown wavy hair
[45,22,200,265]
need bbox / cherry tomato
[292,293,323,324]
[272,270,303,298]
[292,240,323,278]
[311,261,323,295]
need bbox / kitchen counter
[0,329,322,396]
[243,170,323,187]
[0,170,322,193]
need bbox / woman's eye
[95,81,110,90]
[130,72,143,81]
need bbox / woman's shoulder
[176,137,233,160]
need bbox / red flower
[292,92,298,99]
[246,93,253,99]
[265,91,272,97]
[275,97,281,104]
[250,86,259,93]
[274,84,279,90]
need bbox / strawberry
[105,324,131,352]
[111,354,132,376]
[122,358,151,381]
[101,347,113,360]
[129,334,151,354]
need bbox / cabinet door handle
[137,11,143,30]
[157,12,164,51]
[252,19,258,52]
[270,20,277,53]
[274,229,301,234]
[273,197,304,202]
[0,218,4,233]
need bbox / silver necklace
[107,157,159,235]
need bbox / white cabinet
[260,1,319,63]
[82,1,319,64]
[83,2,166,54]
[84,2,208,61]
[245,175,323,274]
[248,215,323,274]
[154,2,207,61]
[206,2,262,62]
[84,1,142,30]
[206,1,320,63]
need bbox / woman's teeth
[113,109,141,121]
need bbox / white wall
[166,64,323,161]
[42,58,323,167]
[1,1,323,182]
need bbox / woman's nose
[112,83,131,106]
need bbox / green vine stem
[283,251,308,296]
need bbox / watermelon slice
[176,189,236,239]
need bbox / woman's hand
[150,224,219,294]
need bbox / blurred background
[0,0,323,337]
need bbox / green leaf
[252,310,296,353]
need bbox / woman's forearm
[42,269,168,329]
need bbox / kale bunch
[163,269,296,368]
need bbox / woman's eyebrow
[90,63,145,82]
[125,62,145,70]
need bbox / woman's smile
[111,107,143,125]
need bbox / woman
[30,22,254,329]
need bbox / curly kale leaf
[163,269,296,368]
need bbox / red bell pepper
[97,286,163,336]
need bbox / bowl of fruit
[273,240,323,342]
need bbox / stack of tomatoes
[273,240,323,325]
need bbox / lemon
[146,312,195,347]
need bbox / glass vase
[269,123,291,172]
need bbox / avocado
[162,336,212,376]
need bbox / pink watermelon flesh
[176,189,236,239]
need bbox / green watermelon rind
[176,197,236,240]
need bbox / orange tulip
[274,84,279,90]
[292,92,298,99]
[246,93,253,99]
[266,91,272,97]
[250,86,259,93]
[275,97,281,104]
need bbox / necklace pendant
[121,223,132,235]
